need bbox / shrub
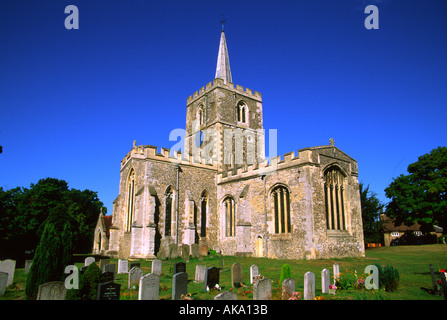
[374,263,399,292]
[280,264,292,284]
[336,270,358,290]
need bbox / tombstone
[84,257,95,267]
[200,245,208,256]
[250,264,259,284]
[282,278,295,300]
[174,262,186,275]
[253,278,272,300]
[191,244,200,259]
[104,263,116,275]
[231,263,243,288]
[139,273,160,300]
[204,267,220,291]
[0,259,16,287]
[321,269,330,294]
[130,262,141,270]
[24,260,33,275]
[101,271,114,283]
[182,244,190,262]
[118,259,128,274]
[333,263,340,285]
[214,290,238,300]
[440,271,447,300]
[0,272,8,296]
[99,259,110,272]
[97,282,121,300]
[37,281,67,300]
[151,259,162,276]
[195,265,206,283]
[157,243,168,260]
[169,244,178,259]
[304,271,315,300]
[172,272,188,300]
[128,266,144,289]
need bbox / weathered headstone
[181,244,190,262]
[204,267,220,291]
[118,259,128,274]
[253,277,272,300]
[101,271,114,283]
[84,257,95,267]
[250,264,259,284]
[97,282,121,300]
[195,265,206,283]
[169,244,178,259]
[151,259,162,276]
[321,269,330,294]
[104,263,116,275]
[214,290,238,300]
[0,272,8,296]
[333,263,340,285]
[99,259,110,271]
[191,244,200,259]
[0,259,15,287]
[231,263,243,287]
[304,271,315,300]
[139,273,160,300]
[37,281,67,300]
[282,278,295,300]
[157,243,168,260]
[200,245,208,256]
[174,262,186,275]
[128,266,144,289]
[24,260,33,275]
[172,272,188,300]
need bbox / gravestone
[169,244,178,259]
[84,257,95,267]
[130,262,140,270]
[195,265,206,283]
[321,269,330,294]
[440,271,447,300]
[101,271,114,283]
[429,264,439,294]
[204,267,220,291]
[128,266,144,289]
[99,259,110,271]
[253,278,272,300]
[157,243,168,260]
[139,273,160,300]
[25,260,33,275]
[0,272,8,296]
[191,244,200,259]
[0,259,16,287]
[174,262,186,275]
[231,263,243,288]
[304,271,315,300]
[181,244,190,262]
[118,259,128,274]
[333,263,340,284]
[282,278,295,300]
[151,259,162,276]
[250,264,259,284]
[214,290,238,300]
[97,282,121,300]
[37,281,67,300]
[172,272,188,300]
[200,245,208,256]
[104,264,116,275]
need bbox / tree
[360,182,384,243]
[385,146,447,234]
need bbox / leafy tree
[360,182,384,243]
[385,146,447,234]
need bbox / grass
[1,244,446,300]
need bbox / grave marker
[172,272,188,300]
[84,257,95,267]
[97,282,121,300]
[253,277,272,300]
[174,262,186,275]
[0,272,8,296]
[214,290,238,300]
[37,281,67,300]
[195,265,206,283]
[204,267,220,291]
[231,263,243,288]
[128,266,144,289]
[151,259,162,276]
[191,244,200,259]
[139,273,160,300]
[99,259,110,271]
[304,271,315,300]
[282,278,295,300]
[118,259,128,274]
[0,259,15,287]
[321,269,330,294]
[250,264,259,284]
[333,263,340,285]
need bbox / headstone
[182,244,190,262]
[200,245,208,256]
[195,265,206,283]
[429,264,438,293]
[231,263,243,287]
[118,259,128,274]
[282,278,295,300]
[321,269,330,294]
[157,243,168,260]
[191,244,200,259]
[130,262,140,270]
[250,264,259,284]
[84,257,95,267]
[253,278,272,300]
[97,282,121,300]
[204,267,220,291]
[333,263,340,284]
[25,260,33,275]
[37,281,67,300]
[151,259,162,276]
[99,259,110,271]
[101,271,114,283]
[172,272,188,300]
[214,290,238,300]
[440,271,447,300]
[304,271,315,300]
[139,273,160,300]
[128,266,144,289]
[169,244,178,259]
[104,263,116,275]
[0,259,16,287]
[174,262,186,275]
[0,272,8,296]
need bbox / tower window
[198,105,205,126]
[324,167,346,230]
[237,101,248,124]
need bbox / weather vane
[220,14,226,31]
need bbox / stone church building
[94,27,365,260]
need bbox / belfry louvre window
[223,197,236,237]
[237,101,247,123]
[165,186,174,236]
[324,167,346,230]
[126,170,136,232]
[271,186,291,234]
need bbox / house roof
[380,214,443,233]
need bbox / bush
[280,264,292,284]
[67,263,102,300]
[374,263,399,292]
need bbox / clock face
[195,130,204,147]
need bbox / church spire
[215,17,232,84]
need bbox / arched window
[165,186,174,236]
[126,170,136,232]
[324,166,346,230]
[223,197,236,237]
[236,101,248,124]
[200,191,208,237]
[271,185,291,234]
[198,105,205,126]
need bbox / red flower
[440,269,446,273]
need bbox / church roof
[215,30,232,84]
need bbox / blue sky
[1,0,446,214]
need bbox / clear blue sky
[1,0,446,214]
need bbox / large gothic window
[126,170,135,232]
[223,197,236,237]
[200,191,208,237]
[324,167,346,230]
[271,185,291,234]
[165,186,174,236]
[236,101,248,124]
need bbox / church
[92,26,365,260]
